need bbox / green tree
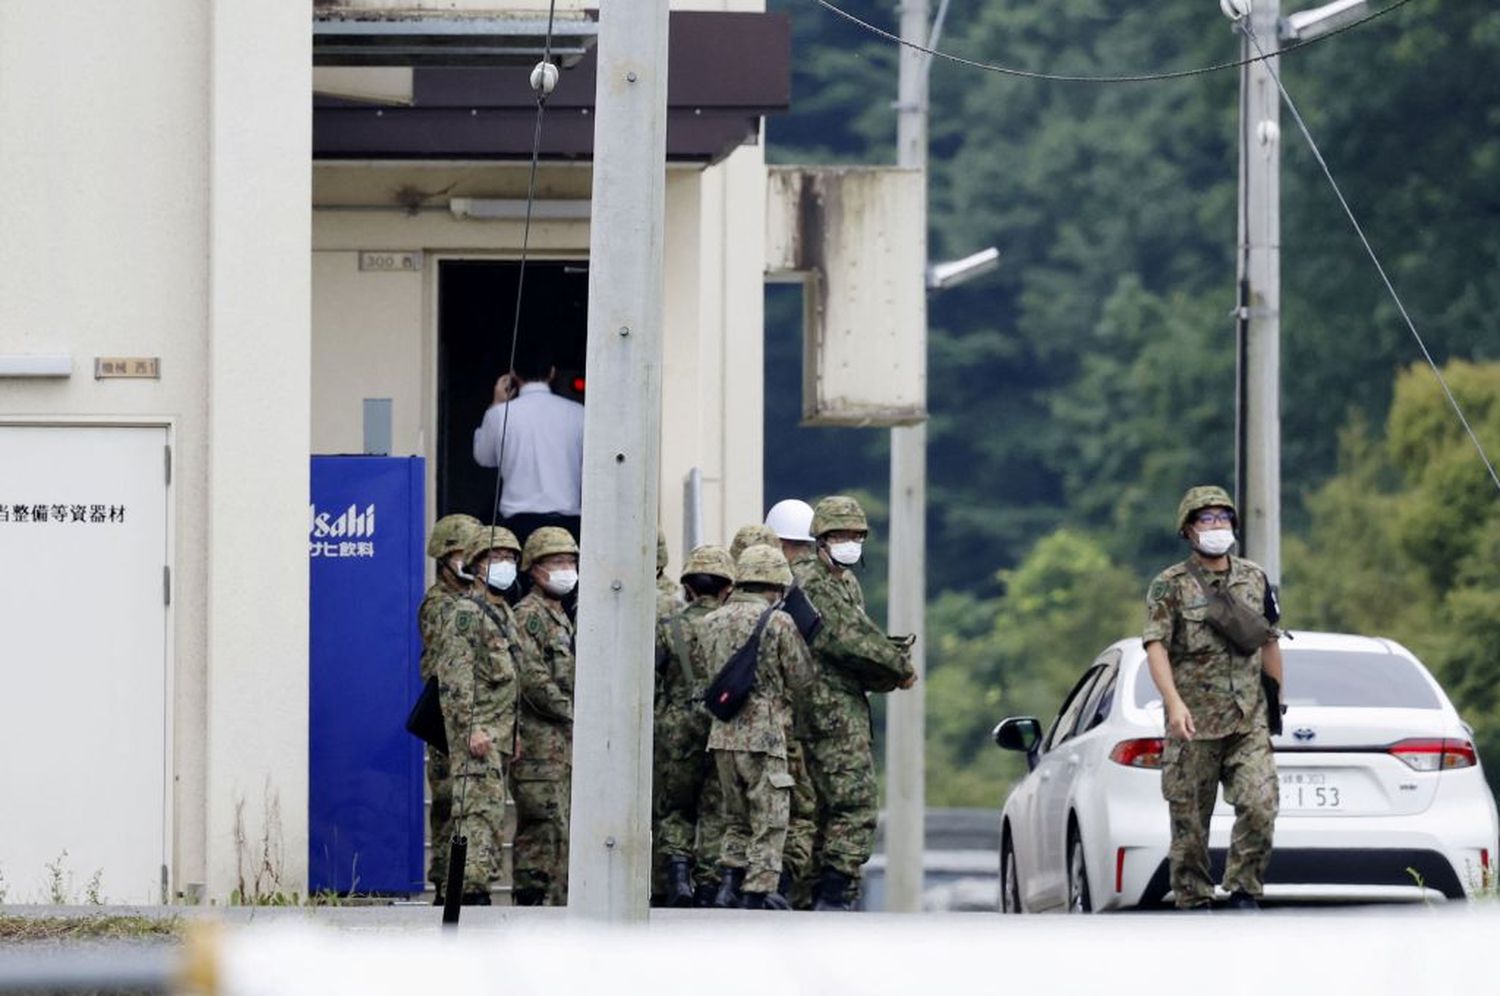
[1287,361,1500,787]
[926,529,1142,805]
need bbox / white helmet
[765,498,815,543]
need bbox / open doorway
[436,259,589,522]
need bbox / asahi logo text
[309,503,376,539]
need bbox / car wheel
[1001,838,1023,914]
[1066,826,1092,914]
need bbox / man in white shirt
[472,346,585,546]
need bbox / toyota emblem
[1293,728,1316,742]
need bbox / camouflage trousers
[513,761,571,905]
[804,685,878,882]
[783,738,819,907]
[653,703,711,862]
[694,764,726,888]
[449,755,510,896]
[426,749,452,889]
[1161,730,1279,908]
[714,749,795,895]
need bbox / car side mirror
[993,716,1044,765]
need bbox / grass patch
[0,914,183,943]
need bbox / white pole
[1236,0,1282,584]
[885,0,930,914]
[568,0,670,922]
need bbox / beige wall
[311,150,767,574]
[0,0,211,896]
[0,0,310,900]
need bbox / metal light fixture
[925,246,1000,292]
[1279,0,1369,40]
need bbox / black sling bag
[703,604,778,722]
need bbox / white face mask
[450,556,472,581]
[828,540,863,566]
[485,561,517,592]
[542,568,578,596]
[1194,528,1236,557]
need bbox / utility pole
[1233,0,1281,583]
[568,0,669,921]
[885,0,931,915]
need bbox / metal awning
[313,14,598,68]
[313,11,791,165]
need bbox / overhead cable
[1235,20,1500,496]
[811,0,1421,84]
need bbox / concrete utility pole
[1233,0,1282,584]
[885,0,932,915]
[568,0,670,921]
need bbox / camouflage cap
[735,543,793,587]
[730,523,780,562]
[810,495,868,537]
[657,529,669,573]
[462,525,522,565]
[522,526,579,571]
[680,544,735,583]
[1176,485,1237,532]
[427,513,483,560]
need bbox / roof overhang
[313,12,598,68]
[313,11,790,166]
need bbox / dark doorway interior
[437,260,590,522]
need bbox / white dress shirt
[472,382,586,517]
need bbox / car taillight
[1387,738,1478,771]
[1110,738,1165,768]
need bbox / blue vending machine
[309,456,426,894]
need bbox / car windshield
[1133,648,1441,710]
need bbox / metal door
[0,424,170,904]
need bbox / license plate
[1279,770,1343,810]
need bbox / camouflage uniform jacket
[703,592,815,758]
[657,575,684,618]
[800,557,914,695]
[513,588,576,770]
[437,593,521,774]
[1143,555,1279,739]
[657,596,721,710]
[418,574,468,682]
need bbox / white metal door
[0,424,169,904]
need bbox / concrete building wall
[310,150,766,574]
[0,0,309,901]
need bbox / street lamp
[1280,0,1369,40]
[926,247,1001,292]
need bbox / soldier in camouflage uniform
[704,544,816,909]
[730,523,780,562]
[511,526,579,906]
[764,499,822,908]
[435,528,523,904]
[1144,485,1284,911]
[799,496,917,911]
[652,545,735,906]
[657,529,683,615]
[418,513,483,898]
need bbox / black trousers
[501,512,582,549]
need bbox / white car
[993,631,1500,911]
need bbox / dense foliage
[761,0,1500,802]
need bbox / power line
[811,0,1421,84]
[1236,20,1500,496]
[448,0,561,925]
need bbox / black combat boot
[667,858,696,908]
[693,881,718,908]
[513,886,546,906]
[811,868,854,911]
[460,891,492,906]
[1224,891,1260,911]
[713,866,745,909]
[744,890,790,910]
